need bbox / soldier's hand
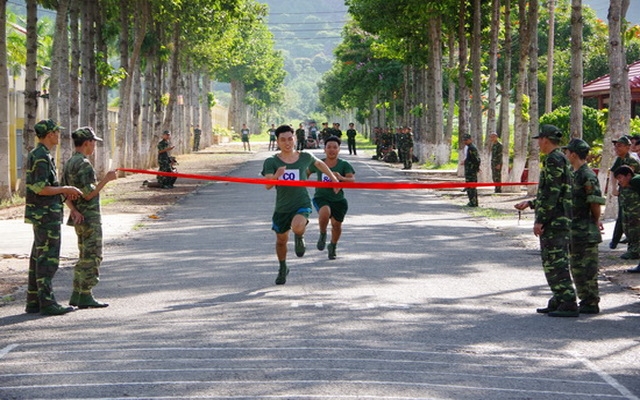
[104,170,118,183]
[533,222,544,237]
[64,186,83,201]
[514,201,529,211]
[70,209,84,225]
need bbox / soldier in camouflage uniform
[515,125,578,317]
[399,126,414,170]
[489,132,503,193]
[462,133,480,207]
[25,119,83,316]
[563,139,604,314]
[609,136,640,255]
[157,130,177,188]
[613,166,640,273]
[62,127,117,309]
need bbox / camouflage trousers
[157,159,177,187]
[492,166,501,193]
[540,234,576,304]
[465,171,478,206]
[73,221,103,293]
[621,211,640,255]
[27,223,62,308]
[570,242,600,306]
[399,148,412,169]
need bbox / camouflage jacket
[62,151,101,225]
[491,141,503,168]
[571,163,605,244]
[464,143,481,173]
[158,139,171,163]
[619,175,640,223]
[534,147,572,231]
[610,154,640,173]
[24,143,63,226]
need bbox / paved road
[1,150,639,400]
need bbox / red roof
[583,60,640,97]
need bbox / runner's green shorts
[271,208,311,234]
[312,197,348,222]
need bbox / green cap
[612,136,631,145]
[562,138,590,154]
[72,126,102,142]
[533,124,563,140]
[34,119,64,138]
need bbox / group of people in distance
[262,124,355,285]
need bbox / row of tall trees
[320,0,635,203]
[0,0,286,200]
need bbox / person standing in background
[241,123,251,152]
[489,132,503,193]
[346,123,357,155]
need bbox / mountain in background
[261,0,349,121]
[583,0,640,24]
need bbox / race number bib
[279,169,301,181]
[321,173,331,183]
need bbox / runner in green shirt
[262,125,340,285]
[308,136,355,260]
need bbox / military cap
[462,133,472,140]
[612,136,631,145]
[532,124,563,140]
[34,119,64,138]
[72,126,102,142]
[562,138,590,154]
[162,130,171,135]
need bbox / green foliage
[539,106,605,146]
[630,117,640,135]
[96,53,127,88]
[207,92,217,108]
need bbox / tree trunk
[602,0,631,219]
[470,0,482,145]
[546,0,556,113]
[457,0,470,177]
[53,0,72,172]
[499,0,513,188]
[506,0,530,193]
[94,1,108,176]
[229,79,247,133]
[427,15,447,166]
[69,0,80,127]
[526,0,541,196]
[482,0,500,184]
[446,33,456,161]
[202,73,213,149]
[22,0,38,194]
[0,0,11,199]
[569,0,583,139]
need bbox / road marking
[571,352,640,400]
[0,344,18,359]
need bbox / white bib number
[279,170,300,181]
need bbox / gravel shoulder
[2,142,638,303]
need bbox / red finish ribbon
[118,168,537,190]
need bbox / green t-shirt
[261,152,318,213]
[62,151,101,225]
[309,158,355,202]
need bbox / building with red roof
[583,60,640,118]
